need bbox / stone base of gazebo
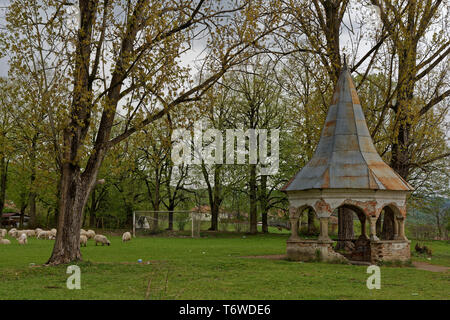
[369,240,411,263]
[286,238,410,264]
[286,239,348,263]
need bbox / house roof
[283,64,413,192]
[2,213,29,218]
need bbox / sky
[0,1,375,78]
[0,0,8,77]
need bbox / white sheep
[18,233,27,245]
[26,230,36,237]
[86,229,96,239]
[35,228,43,236]
[50,228,57,236]
[16,230,28,238]
[37,230,52,239]
[80,229,88,237]
[122,232,131,242]
[80,234,88,247]
[0,238,11,245]
[0,229,6,238]
[8,228,17,238]
[94,234,111,246]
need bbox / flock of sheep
[0,227,132,246]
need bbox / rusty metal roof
[283,65,413,192]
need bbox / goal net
[133,210,251,237]
[133,211,203,238]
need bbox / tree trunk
[202,163,221,231]
[47,164,86,264]
[211,165,222,231]
[19,203,27,229]
[389,45,417,180]
[125,203,133,228]
[28,192,37,228]
[336,207,354,251]
[47,137,103,265]
[435,211,442,238]
[28,135,38,228]
[210,201,219,231]
[381,207,395,240]
[307,208,316,235]
[376,213,382,236]
[0,155,8,226]
[322,0,343,83]
[53,182,60,227]
[152,172,160,232]
[249,164,257,234]
[260,175,268,233]
[167,203,174,230]
[89,188,96,228]
[205,176,215,231]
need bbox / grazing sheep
[16,230,28,238]
[35,228,43,236]
[0,229,6,238]
[26,230,36,237]
[94,234,111,246]
[8,228,17,238]
[80,229,88,237]
[50,228,57,236]
[37,230,52,239]
[80,234,88,247]
[122,232,131,242]
[86,230,96,239]
[18,233,27,245]
[0,239,11,245]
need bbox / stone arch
[334,204,368,252]
[383,203,405,218]
[288,205,317,240]
[377,203,406,240]
[289,205,316,219]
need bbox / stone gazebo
[282,64,414,264]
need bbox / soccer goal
[133,210,204,238]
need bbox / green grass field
[0,232,449,300]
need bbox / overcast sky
[0,0,8,77]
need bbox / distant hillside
[408,198,450,225]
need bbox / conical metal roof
[283,65,413,192]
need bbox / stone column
[318,217,331,242]
[369,216,380,241]
[393,216,399,240]
[289,218,300,241]
[360,216,367,238]
[397,216,407,240]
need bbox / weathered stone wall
[287,239,410,264]
[286,240,348,263]
[369,240,411,263]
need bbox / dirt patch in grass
[412,262,450,273]
[239,254,287,260]
[119,260,164,265]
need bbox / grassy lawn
[0,232,449,300]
